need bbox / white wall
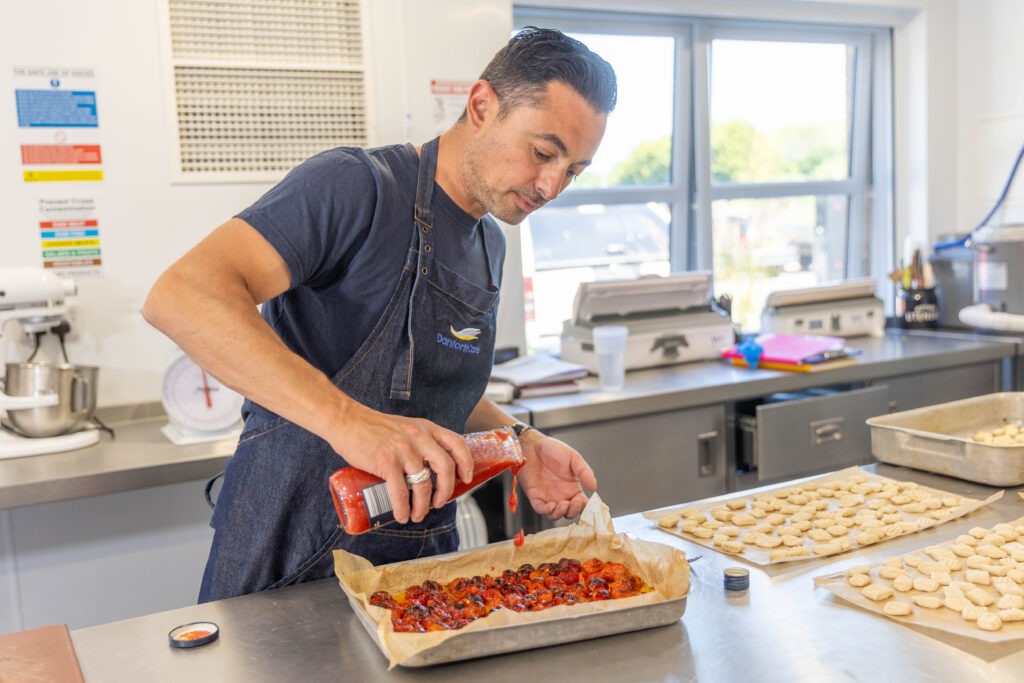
[0,0,510,408]
[955,0,1024,232]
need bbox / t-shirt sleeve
[236,149,378,289]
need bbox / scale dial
[161,355,244,434]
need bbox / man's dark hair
[477,26,617,118]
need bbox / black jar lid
[723,567,750,591]
[168,621,219,648]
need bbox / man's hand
[327,404,473,525]
[516,430,597,519]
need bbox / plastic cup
[592,325,628,391]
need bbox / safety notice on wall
[12,66,104,276]
[431,79,471,136]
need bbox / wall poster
[13,65,104,276]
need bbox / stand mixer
[0,267,100,458]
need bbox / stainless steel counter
[517,329,1021,429]
[70,463,1024,682]
[0,409,236,510]
[1,330,1018,510]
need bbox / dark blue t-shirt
[237,143,504,382]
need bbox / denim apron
[199,138,500,602]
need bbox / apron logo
[437,325,482,354]
[449,326,481,341]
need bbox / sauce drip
[509,464,524,546]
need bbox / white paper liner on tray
[813,515,1024,643]
[334,494,690,669]
[642,467,1003,565]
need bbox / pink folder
[721,333,846,365]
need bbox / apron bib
[199,138,500,602]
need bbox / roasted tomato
[373,558,651,632]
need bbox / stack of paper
[487,354,589,402]
[721,333,860,373]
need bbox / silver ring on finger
[404,466,432,486]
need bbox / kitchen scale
[759,278,884,337]
[160,354,244,445]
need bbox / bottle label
[363,481,395,528]
[361,472,439,528]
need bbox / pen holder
[895,287,938,329]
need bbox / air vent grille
[164,0,369,181]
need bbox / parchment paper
[643,467,1003,565]
[814,515,1024,643]
[335,494,690,668]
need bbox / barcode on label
[363,482,394,527]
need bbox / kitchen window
[514,9,892,348]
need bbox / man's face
[460,81,607,224]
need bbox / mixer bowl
[3,363,98,437]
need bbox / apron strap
[389,137,440,400]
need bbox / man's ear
[465,80,498,129]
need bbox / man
[143,27,617,602]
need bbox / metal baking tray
[345,588,687,667]
[867,392,1024,486]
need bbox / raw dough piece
[976,544,1008,559]
[658,514,680,529]
[965,569,991,585]
[976,613,1003,631]
[812,543,841,556]
[731,513,756,526]
[996,594,1024,610]
[943,587,968,611]
[716,539,745,554]
[911,595,943,609]
[878,566,906,580]
[892,575,914,592]
[950,540,974,557]
[862,584,893,602]
[912,577,940,593]
[903,554,924,567]
[960,604,984,621]
[998,608,1024,622]
[855,532,881,545]
[726,499,748,510]
[848,573,872,588]
[965,588,995,607]
[882,600,913,616]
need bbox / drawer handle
[697,430,718,477]
[811,417,844,445]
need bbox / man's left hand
[517,431,597,520]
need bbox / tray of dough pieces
[643,467,1002,565]
[814,515,1024,642]
[867,392,1024,486]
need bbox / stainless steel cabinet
[546,405,727,515]
[748,385,889,483]
[869,362,1001,413]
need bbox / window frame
[513,7,894,337]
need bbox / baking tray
[344,588,687,667]
[814,514,1024,643]
[867,392,1024,486]
[334,494,690,668]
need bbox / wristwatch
[510,421,536,437]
